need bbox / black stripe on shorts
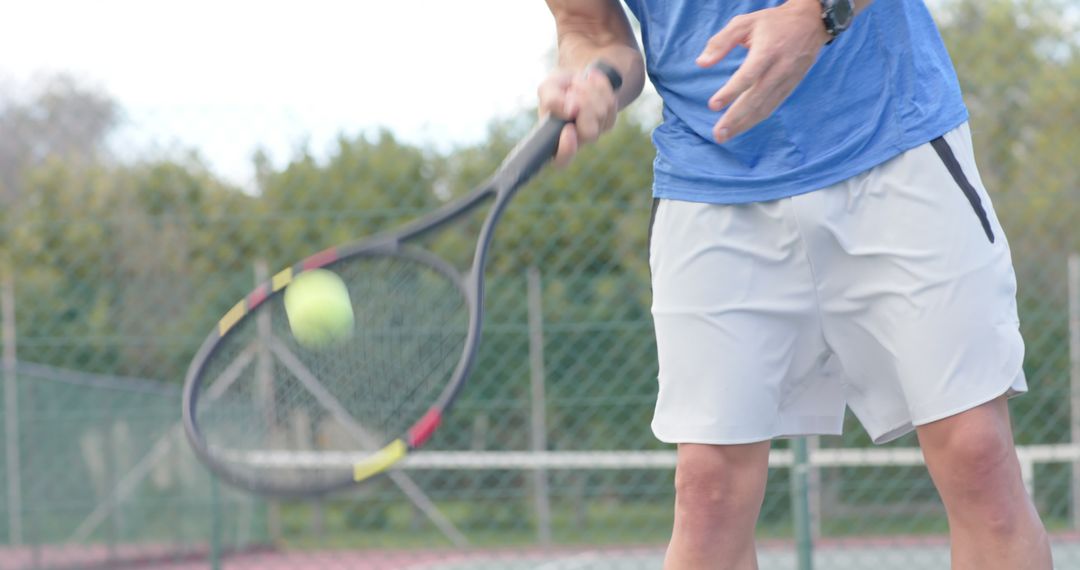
[930,136,995,243]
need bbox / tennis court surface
[5,536,1080,569]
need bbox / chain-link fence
[0,0,1077,568]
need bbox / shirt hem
[652,111,970,205]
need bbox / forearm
[548,2,646,108]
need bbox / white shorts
[649,123,1027,445]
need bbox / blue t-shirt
[621,0,969,204]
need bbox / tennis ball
[284,269,355,348]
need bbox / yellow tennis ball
[284,269,355,348]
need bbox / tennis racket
[182,62,623,497]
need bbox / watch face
[832,0,855,29]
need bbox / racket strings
[193,253,468,487]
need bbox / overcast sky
[1,1,576,185]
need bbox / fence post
[526,267,552,546]
[210,475,222,570]
[3,270,22,546]
[1068,254,1080,527]
[791,437,813,570]
[807,435,821,539]
[253,261,283,541]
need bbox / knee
[672,444,768,521]
[934,426,1014,490]
[920,398,1019,490]
[925,426,1030,535]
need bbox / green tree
[257,130,445,268]
[0,74,117,205]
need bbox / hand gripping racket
[182,63,623,497]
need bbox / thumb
[553,123,579,168]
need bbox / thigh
[649,198,845,445]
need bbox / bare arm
[546,0,646,109]
[542,0,646,164]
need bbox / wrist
[783,0,833,45]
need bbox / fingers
[707,47,774,112]
[570,70,617,145]
[538,68,618,167]
[696,15,751,68]
[699,4,827,143]
[554,124,578,168]
[537,71,574,120]
[712,64,801,143]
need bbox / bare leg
[663,441,771,570]
[916,396,1052,570]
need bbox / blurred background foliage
[0,0,1072,393]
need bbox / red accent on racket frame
[302,247,339,270]
[246,284,269,310]
[407,409,443,448]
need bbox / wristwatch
[820,0,855,42]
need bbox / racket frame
[182,63,622,496]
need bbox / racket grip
[495,61,623,190]
[589,61,623,93]
[542,60,624,144]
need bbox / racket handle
[494,61,623,190]
[589,61,623,93]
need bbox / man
[538,0,1052,568]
